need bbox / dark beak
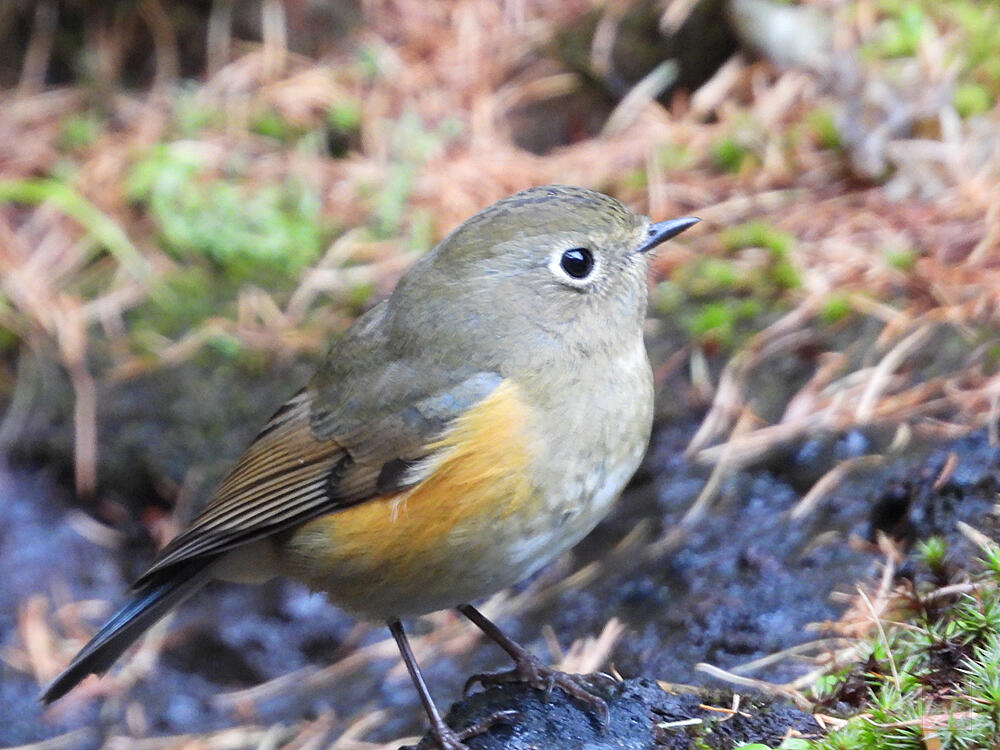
[636,217,700,253]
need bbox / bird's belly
[281,448,645,618]
[282,483,554,617]
[278,373,649,619]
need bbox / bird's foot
[464,652,612,728]
[401,725,466,750]
[429,726,468,750]
[403,710,519,750]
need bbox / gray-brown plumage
[42,187,698,750]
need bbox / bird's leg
[389,619,470,750]
[456,604,611,728]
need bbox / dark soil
[414,678,821,749]
[4,368,1000,747]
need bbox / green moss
[711,136,752,173]
[656,142,694,172]
[207,332,243,359]
[117,136,330,360]
[345,281,375,312]
[687,302,734,343]
[58,113,100,151]
[371,111,462,237]
[0,324,19,352]
[684,299,765,349]
[884,247,917,271]
[771,261,801,290]
[327,100,363,132]
[811,538,1000,750]
[127,144,324,283]
[721,221,794,260]
[711,116,767,174]
[650,280,686,315]
[917,537,948,574]
[820,295,851,324]
[953,2,1000,91]
[171,85,222,136]
[132,267,217,341]
[0,178,148,281]
[954,82,993,118]
[407,207,435,253]
[806,108,841,150]
[735,298,764,319]
[250,109,304,142]
[696,258,740,291]
[857,0,1000,105]
[879,3,926,58]
[622,168,648,191]
[658,221,800,350]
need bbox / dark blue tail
[40,561,212,703]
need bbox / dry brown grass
[3,0,1000,747]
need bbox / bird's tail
[40,560,213,703]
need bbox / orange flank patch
[284,379,542,613]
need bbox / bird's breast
[280,342,653,619]
[525,337,654,540]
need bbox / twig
[857,585,899,690]
[789,455,887,520]
[601,61,678,136]
[727,638,856,675]
[695,663,811,710]
[207,0,236,76]
[855,324,934,423]
[18,0,57,96]
[5,728,100,750]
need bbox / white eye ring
[549,246,599,288]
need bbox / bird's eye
[559,248,594,279]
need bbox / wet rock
[414,677,821,750]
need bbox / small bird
[41,185,698,749]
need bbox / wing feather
[136,372,502,586]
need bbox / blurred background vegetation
[2,1,1000,748]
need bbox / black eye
[560,248,594,279]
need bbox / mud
[415,678,821,749]
[4,390,1000,746]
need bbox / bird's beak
[636,217,700,253]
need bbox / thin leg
[388,619,468,750]
[457,604,539,664]
[456,604,611,727]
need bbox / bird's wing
[136,371,503,585]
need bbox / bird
[40,185,698,749]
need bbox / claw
[591,692,611,730]
[540,672,556,703]
[462,672,482,696]
[455,605,614,733]
[455,709,521,741]
[401,723,478,750]
[402,709,520,749]
[591,671,619,687]
[463,652,611,730]
[463,667,514,696]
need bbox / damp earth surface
[4,392,999,747]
